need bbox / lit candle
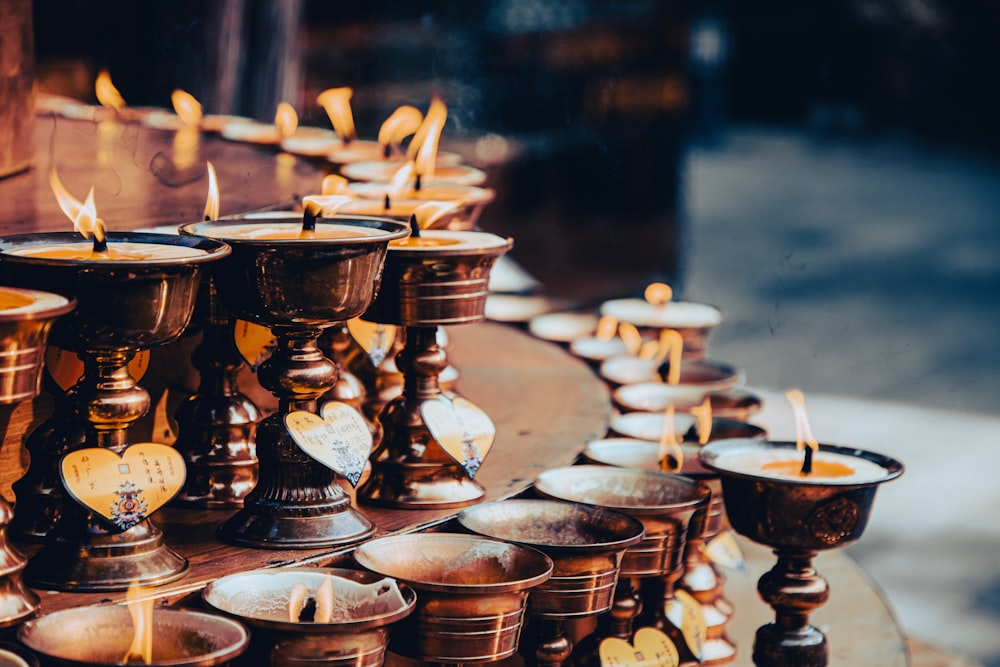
[349,180,495,206]
[700,439,897,485]
[388,228,508,252]
[0,287,72,315]
[221,101,299,145]
[193,220,395,242]
[342,160,487,186]
[6,241,207,261]
[600,298,722,330]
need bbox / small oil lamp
[457,499,645,667]
[534,465,711,664]
[221,101,299,145]
[0,287,74,626]
[354,533,553,663]
[0,174,230,591]
[699,391,903,667]
[18,604,249,666]
[180,206,409,549]
[613,381,762,420]
[203,566,416,667]
[356,207,511,509]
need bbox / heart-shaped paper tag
[60,443,186,531]
[234,319,276,370]
[46,346,151,392]
[599,628,679,667]
[664,589,707,660]
[285,401,372,486]
[702,530,747,572]
[347,318,397,367]
[420,395,496,479]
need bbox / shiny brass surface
[18,606,249,666]
[354,532,553,664]
[700,440,904,667]
[458,499,646,667]
[359,234,510,509]
[0,287,73,627]
[173,278,260,509]
[0,232,230,591]
[181,216,408,549]
[203,567,417,667]
[534,465,710,659]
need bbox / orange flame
[785,389,819,454]
[303,194,354,219]
[321,174,352,196]
[387,161,416,196]
[595,315,618,342]
[204,162,219,221]
[412,201,461,230]
[95,70,125,110]
[316,87,356,141]
[690,396,712,445]
[410,97,447,181]
[644,282,673,306]
[656,329,684,385]
[122,583,154,664]
[274,102,299,138]
[378,105,423,148]
[50,169,106,242]
[171,89,203,126]
[618,322,643,356]
[659,405,683,472]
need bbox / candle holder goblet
[534,465,711,665]
[357,229,511,509]
[180,215,408,549]
[457,499,645,667]
[18,606,249,666]
[354,532,553,664]
[172,275,261,509]
[203,566,416,667]
[0,287,74,626]
[0,232,230,591]
[699,439,903,667]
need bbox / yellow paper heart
[285,401,372,486]
[233,319,276,370]
[61,443,186,531]
[347,318,397,367]
[599,628,679,667]
[46,346,150,392]
[664,590,707,660]
[420,395,496,479]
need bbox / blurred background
[24,0,1000,664]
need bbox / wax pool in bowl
[700,439,896,485]
[387,229,510,253]
[192,221,395,242]
[600,299,722,329]
[5,241,208,261]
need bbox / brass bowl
[0,287,74,404]
[0,232,229,351]
[18,606,249,666]
[457,499,645,618]
[354,532,553,663]
[203,567,416,667]
[180,216,409,326]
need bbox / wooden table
[0,116,913,666]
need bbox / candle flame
[638,340,659,360]
[204,162,220,221]
[690,396,712,444]
[410,97,447,181]
[785,389,819,454]
[122,583,154,664]
[412,201,461,230]
[95,70,126,110]
[303,194,354,219]
[656,329,684,385]
[50,169,106,242]
[659,405,683,472]
[595,315,618,342]
[171,89,203,126]
[274,102,299,138]
[387,161,416,196]
[288,575,335,623]
[644,282,673,306]
[378,105,423,148]
[618,321,643,356]
[317,87,356,141]
[321,174,352,196]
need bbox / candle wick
[414,173,422,192]
[383,194,391,212]
[409,214,421,238]
[92,235,108,254]
[383,144,392,159]
[302,202,318,233]
[801,445,814,475]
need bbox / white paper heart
[420,396,496,479]
[61,443,186,531]
[599,627,679,667]
[285,401,372,486]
